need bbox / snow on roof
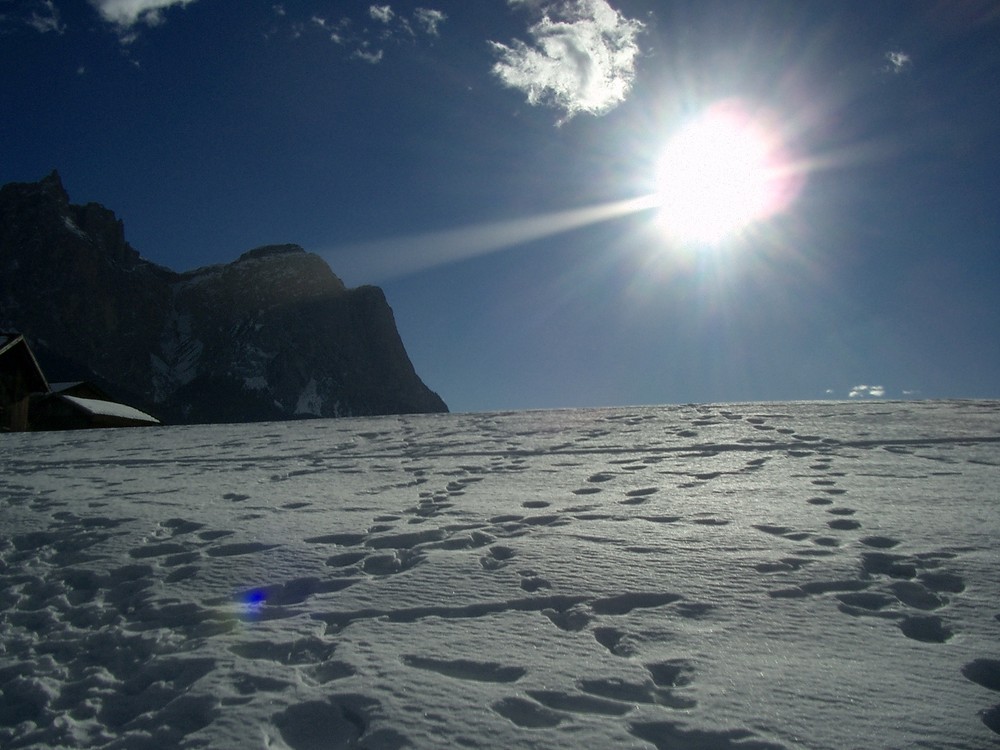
[61,395,159,423]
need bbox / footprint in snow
[480,544,516,571]
[491,696,562,728]
[401,654,526,683]
[518,568,551,592]
[860,535,900,549]
[525,689,631,716]
[522,500,550,509]
[898,614,953,643]
[205,542,278,557]
[827,518,861,531]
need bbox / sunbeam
[322,194,660,282]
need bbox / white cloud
[414,8,446,36]
[369,5,394,24]
[848,384,886,398]
[884,50,911,74]
[89,0,196,29]
[490,0,645,122]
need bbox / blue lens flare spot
[240,588,268,619]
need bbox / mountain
[0,171,448,423]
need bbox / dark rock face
[0,172,448,423]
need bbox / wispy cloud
[848,384,886,398]
[370,5,395,24]
[310,15,353,45]
[1,0,65,34]
[304,5,446,64]
[490,0,645,123]
[884,50,912,74]
[29,0,65,33]
[414,8,446,36]
[352,45,384,65]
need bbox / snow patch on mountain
[62,215,86,238]
[151,309,203,401]
[295,377,324,416]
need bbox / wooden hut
[0,333,49,431]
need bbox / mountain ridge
[0,171,448,423]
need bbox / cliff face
[0,172,447,423]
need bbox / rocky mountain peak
[238,243,307,261]
[0,173,447,423]
[38,170,71,204]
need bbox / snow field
[1,401,999,748]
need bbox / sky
[2,0,999,413]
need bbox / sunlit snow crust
[1,401,998,748]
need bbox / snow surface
[1,400,998,749]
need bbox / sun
[654,100,801,245]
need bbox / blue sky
[3,1,999,412]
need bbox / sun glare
[655,100,801,246]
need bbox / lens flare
[239,588,267,621]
